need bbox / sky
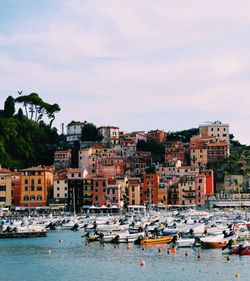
[0,0,250,144]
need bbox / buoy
[197,252,201,259]
[127,244,131,251]
[172,247,177,254]
[185,251,188,257]
[59,239,63,243]
[227,255,231,262]
[140,258,145,267]
[235,273,240,278]
[167,248,171,254]
[48,250,51,254]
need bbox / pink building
[106,178,121,207]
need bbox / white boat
[176,238,195,248]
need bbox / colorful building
[147,129,166,143]
[0,168,12,208]
[143,174,160,205]
[19,166,54,208]
[127,177,141,205]
[54,150,72,170]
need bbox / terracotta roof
[0,168,14,175]
[19,166,53,172]
[67,168,83,173]
[91,144,104,149]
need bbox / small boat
[140,235,174,246]
[176,238,195,248]
[230,244,250,255]
[85,234,102,242]
[200,232,238,249]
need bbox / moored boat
[139,235,174,246]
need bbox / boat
[176,238,196,248]
[200,232,238,249]
[86,234,102,242]
[139,235,174,246]
[229,244,250,255]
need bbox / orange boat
[140,235,174,246]
[200,233,237,249]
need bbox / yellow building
[19,166,54,207]
[0,168,12,208]
[127,178,141,205]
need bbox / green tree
[4,96,15,117]
[15,93,61,126]
[81,123,103,141]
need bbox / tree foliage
[0,93,61,169]
[137,140,165,163]
[15,93,60,127]
[4,96,15,117]
[0,116,59,169]
[167,128,199,143]
[81,123,103,141]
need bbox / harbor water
[0,230,249,281]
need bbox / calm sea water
[0,230,249,281]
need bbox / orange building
[143,174,159,205]
[19,166,54,207]
[92,176,107,206]
[147,129,166,143]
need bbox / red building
[92,176,107,206]
[143,174,159,205]
[147,129,166,143]
[12,173,21,206]
[202,169,214,197]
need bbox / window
[38,179,41,184]
[25,179,28,184]
[57,187,60,190]
[37,186,42,191]
[65,187,67,190]
[24,195,29,201]
[65,193,67,197]
[30,196,35,201]
[57,194,60,197]
[0,197,6,202]
[25,187,28,191]
[31,186,35,191]
[0,186,6,191]
[31,179,35,185]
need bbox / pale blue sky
[1,0,250,143]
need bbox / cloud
[0,0,250,143]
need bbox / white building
[199,121,230,143]
[66,121,87,142]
